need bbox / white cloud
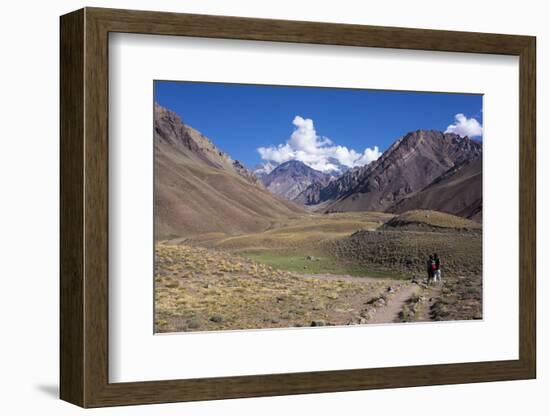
[445,113,483,138]
[253,161,276,175]
[257,116,381,173]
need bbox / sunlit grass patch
[244,252,404,279]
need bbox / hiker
[433,253,442,283]
[426,255,434,284]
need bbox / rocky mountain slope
[293,179,333,205]
[314,130,482,214]
[154,104,304,238]
[296,165,364,206]
[261,160,331,201]
[390,156,482,221]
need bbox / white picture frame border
[108,33,519,383]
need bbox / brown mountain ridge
[154,103,304,239]
[390,156,482,221]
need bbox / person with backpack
[433,253,442,283]
[426,255,435,284]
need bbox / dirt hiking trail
[302,273,396,284]
[369,285,419,324]
[303,272,422,324]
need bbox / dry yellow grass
[154,243,399,332]
[385,210,481,230]
[182,212,396,252]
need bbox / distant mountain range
[257,130,482,221]
[261,160,332,200]
[154,104,483,240]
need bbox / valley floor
[155,211,482,333]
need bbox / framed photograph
[60,7,536,407]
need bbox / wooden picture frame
[60,7,536,408]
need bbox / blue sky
[155,80,483,173]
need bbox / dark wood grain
[83,10,110,406]
[59,8,84,406]
[518,38,537,376]
[60,7,537,408]
[89,7,532,55]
